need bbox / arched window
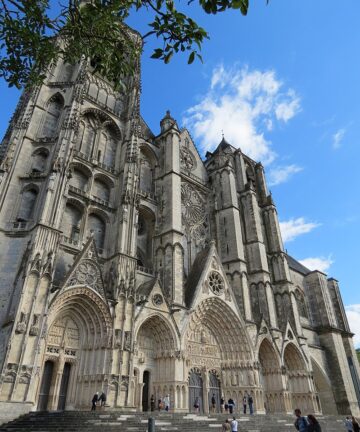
[39,94,63,138]
[69,168,90,191]
[62,203,82,240]
[139,147,156,194]
[103,127,117,168]
[31,149,48,173]
[92,178,110,202]
[295,289,309,319]
[87,213,106,249]
[17,188,38,221]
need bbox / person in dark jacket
[307,414,322,432]
[99,391,107,407]
[228,398,235,414]
[150,395,155,411]
[91,392,99,411]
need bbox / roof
[286,254,311,275]
[184,246,211,308]
[137,278,157,298]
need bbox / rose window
[208,271,224,296]
[77,261,97,287]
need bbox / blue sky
[1,0,360,342]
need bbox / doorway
[208,371,221,412]
[57,363,71,410]
[189,370,203,413]
[142,371,150,411]
[38,360,54,411]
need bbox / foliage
[0,0,263,89]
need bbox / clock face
[152,294,164,306]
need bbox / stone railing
[137,265,155,275]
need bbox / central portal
[134,315,177,411]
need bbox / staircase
[0,410,348,432]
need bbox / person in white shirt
[163,394,170,412]
[231,416,238,432]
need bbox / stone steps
[0,410,348,432]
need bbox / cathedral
[0,34,360,419]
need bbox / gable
[56,238,106,301]
[180,129,207,182]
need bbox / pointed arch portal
[38,286,112,410]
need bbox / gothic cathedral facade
[0,48,359,418]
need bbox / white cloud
[298,255,334,273]
[345,305,360,348]
[268,164,303,186]
[332,128,346,149]
[279,217,320,242]
[275,90,301,122]
[183,64,301,162]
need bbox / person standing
[211,394,216,413]
[150,395,155,411]
[247,394,254,415]
[307,414,321,432]
[228,398,235,414]
[231,416,238,432]
[164,394,170,412]
[345,416,353,432]
[222,419,231,432]
[99,391,106,408]
[220,396,225,413]
[91,392,99,411]
[242,395,247,414]
[352,416,360,432]
[294,409,309,432]
[158,398,162,411]
[194,396,200,413]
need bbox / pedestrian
[228,398,235,414]
[294,408,309,432]
[164,394,170,412]
[352,416,360,432]
[247,394,254,415]
[150,395,155,411]
[99,391,106,407]
[231,416,238,432]
[220,395,225,413]
[224,402,229,413]
[91,392,99,411]
[211,393,216,413]
[345,416,353,432]
[307,414,321,432]
[194,396,200,413]
[158,397,162,411]
[242,394,247,414]
[222,419,231,432]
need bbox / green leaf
[188,51,195,64]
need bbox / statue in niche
[107,261,118,294]
[124,331,132,351]
[200,329,208,344]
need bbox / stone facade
[0,51,359,417]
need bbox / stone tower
[0,46,359,418]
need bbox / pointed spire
[160,110,177,133]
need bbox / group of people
[91,391,107,411]
[294,408,360,432]
[149,394,170,412]
[218,393,254,415]
[221,408,360,432]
